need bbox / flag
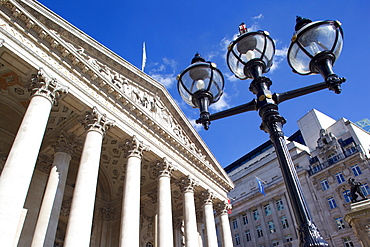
[239,22,248,35]
[255,177,266,196]
[141,42,146,72]
[227,199,232,214]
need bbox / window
[280,216,289,229]
[232,219,238,229]
[321,179,330,190]
[264,204,272,216]
[272,240,279,246]
[256,225,263,238]
[335,217,345,230]
[335,172,345,184]
[253,209,260,220]
[327,197,337,209]
[235,234,240,245]
[361,183,370,196]
[146,242,153,247]
[342,236,354,247]
[346,146,357,155]
[276,199,284,211]
[312,164,322,173]
[343,190,351,203]
[351,164,362,176]
[285,235,293,242]
[267,221,276,233]
[242,214,248,225]
[245,230,252,242]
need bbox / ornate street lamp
[177,17,346,247]
[177,53,224,130]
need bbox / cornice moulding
[0,0,234,191]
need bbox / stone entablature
[0,0,233,194]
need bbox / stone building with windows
[0,0,235,246]
[225,109,370,247]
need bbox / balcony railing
[308,145,361,176]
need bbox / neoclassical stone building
[225,109,370,247]
[0,0,234,246]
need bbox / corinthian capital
[156,157,176,178]
[215,201,232,216]
[83,106,115,135]
[200,190,215,206]
[52,131,78,156]
[29,68,68,103]
[125,135,150,158]
[177,176,198,193]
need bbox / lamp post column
[253,76,329,246]
[0,70,67,247]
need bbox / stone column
[202,191,218,247]
[0,69,67,247]
[216,202,233,247]
[178,176,198,247]
[344,199,370,247]
[119,136,149,247]
[156,158,175,247]
[31,133,76,247]
[196,210,204,247]
[64,107,114,247]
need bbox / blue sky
[38,0,370,167]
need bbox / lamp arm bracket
[273,77,345,105]
[196,99,257,124]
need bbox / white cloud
[149,57,178,88]
[210,92,229,111]
[248,23,260,32]
[270,47,288,72]
[252,14,264,20]
[150,73,176,87]
[189,118,203,131]
[225,72,239,82]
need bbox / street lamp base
[299,221,329,247]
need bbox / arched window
[146,242,154,247]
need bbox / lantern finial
[294,16,312,31]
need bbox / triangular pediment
[0,0,233,192]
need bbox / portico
[0,0,234,246]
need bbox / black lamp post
[177,17,345,246]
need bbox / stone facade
[0,0,234,246]
[225,109,370,247]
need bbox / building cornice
[0,0,234,191]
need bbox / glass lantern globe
[287,17,343,76]
[227,30,275,80]
[177,53,224,108]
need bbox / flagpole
[254,176,266,184]
[141,42,146,72]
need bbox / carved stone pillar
[156,158,175,247]
[31,133,76,247]
[196,210,204,247]
[178,176,198,247]
[202,191,218,247]
[344,199,370,247]
[119,136,149,247]
[64,107,114,247]
[0,69,67,247]
[216,202,233,247]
